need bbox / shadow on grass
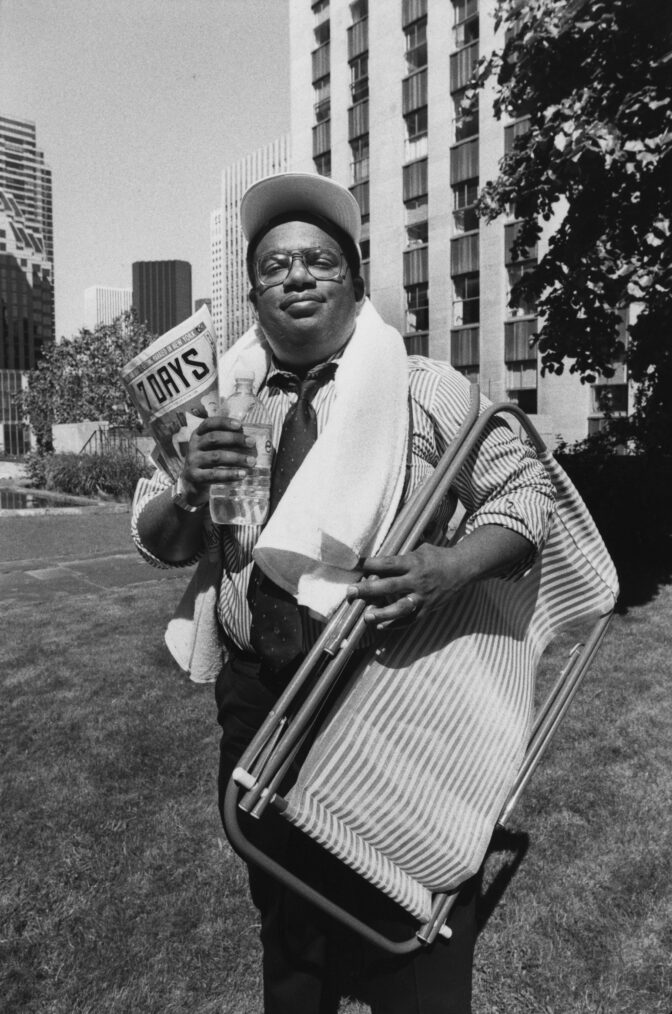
[476,826,530,935]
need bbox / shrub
[23,451,50,489]
[556,452,672,575]
[28,450,152,500]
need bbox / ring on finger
[404,593,420,614]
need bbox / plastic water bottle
[209,372,273,526]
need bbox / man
[132,172,555,1013]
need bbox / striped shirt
[131,356,555,655]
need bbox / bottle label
[244,422,273,470]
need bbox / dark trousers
[216,653,478,1014]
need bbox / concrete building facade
[211,135,290,352]
[131,260,192,336]
[287,0,627,446]
[84,286,132,330]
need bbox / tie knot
[271,361,337,404]
[298,362,337,402]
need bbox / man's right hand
[180,415,258,507]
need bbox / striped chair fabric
[282,451,619,923]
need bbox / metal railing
[79,427,145,462]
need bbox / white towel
[218,300,410,619]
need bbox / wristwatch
[171,475,206,513]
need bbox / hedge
[24,450,152,501]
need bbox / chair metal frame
[223,394,615,955]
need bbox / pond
[0,489,88,510]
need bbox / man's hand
[180,415,258,506]
[346,543,467,629]
[346,526,535,629]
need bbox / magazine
[121,304,219,480]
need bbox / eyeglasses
[255,246,348,291]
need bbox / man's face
[250,219,364,368]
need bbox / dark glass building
[132,260,192,335]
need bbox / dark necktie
[249,363,336,674]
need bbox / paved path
[0,505,193,604]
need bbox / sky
[0,0,290,339]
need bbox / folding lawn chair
[223,391,619,954]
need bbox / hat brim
[240,172,362,247]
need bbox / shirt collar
[266,341,347,386]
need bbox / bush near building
[24,449,151,501]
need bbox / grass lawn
[1,575,671,1013]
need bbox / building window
[405,196,428,246]
[506,260,537,317]
[591,383,628,415]
[509,388,538,414]
[452,0,477,26]
[451,326,479,369]
[350,0,368,19]
[312,41,330,81]
[350,135,370,183]
[450,41,479,93]
[314,16,330,45]
[314,151,331,176]
[504,117,531,155]
[313,75,331,123]
[452,178,478,233]
[453,0,478,48]
[404,16,427,71]
[452,272,479,326]
[350,180,370,223]
[404,107,428,161]
[405,282,429,333]
[453,87,479,142]
[505,319,538,361]
[350,53,369,102]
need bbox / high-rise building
[288,0,628,446]
[84,286,132,330]
[131,260,192,336]
[211,135,290,352]
[0,115,54,265]
[0,187,53,453]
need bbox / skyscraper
[0,115,54,265]
[131,260,192,336]
[211,135,290,351]
[0,186,53,453]
[287,0,627,446]
[84,286,132,330]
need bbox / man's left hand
[346,526,535,629]
[346,543,466,629]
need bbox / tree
[18,310,157,451]
[475,0,672,453]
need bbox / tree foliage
[17,310,156,451]
[476,0,672,453]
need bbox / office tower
[84,286,132,330]
[288,0,628,445]
[0,115,54,266]
[131,260,192,336]
[0,187,54,452]
[211,135,290,351]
